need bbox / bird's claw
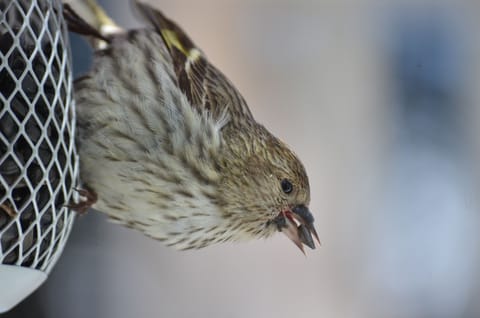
[66,187,98,215]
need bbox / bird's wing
[135,1,254,126]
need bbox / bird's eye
[281,179,293,194]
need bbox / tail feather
[63,4,109,42]
[63,0,123,49]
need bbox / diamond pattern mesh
[0,0,77,272]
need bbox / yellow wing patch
[161,29,201,63]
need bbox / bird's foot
[66,187,98,215]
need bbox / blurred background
[5,0,480,317]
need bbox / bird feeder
[0,0,77,312]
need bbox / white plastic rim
[0,265,47,313]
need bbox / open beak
[275,205,320,254]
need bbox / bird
[64,0,319,252]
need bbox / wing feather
[135,1,254,126]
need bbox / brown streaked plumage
[66,1,319,252]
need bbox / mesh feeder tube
[0,0,78,312]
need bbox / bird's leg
[66,186,98,215]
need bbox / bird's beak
[275,205,320,254]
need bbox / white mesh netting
[0,0,77,273]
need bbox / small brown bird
[66,1,319,252]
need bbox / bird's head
[219,125,319,253]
